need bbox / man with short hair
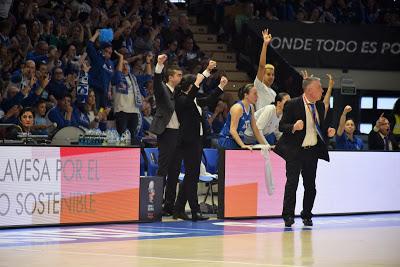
[369,114,399,151]
[149,54,182,216]
[275,76,336,227]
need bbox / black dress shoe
[192,212,209,222]
[172,211,190,220]
[284,217,295,227]
[162,209,173,216]
[302,218,313,226]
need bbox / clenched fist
[219,76,228,89]
[157,54,168,65]
[293,120,304,132]
[207,60,217,71]
[343,105,352,114]
[327,127,336,137]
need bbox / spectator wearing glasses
[46,67,67,100]
[368,113,399,151]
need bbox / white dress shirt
[302,95,318,147]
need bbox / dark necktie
[309,103,324,142]
[384,136,390,151]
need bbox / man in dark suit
[172,62,227,221]
[368,114,399,151]
[274,76,336,227]
[149,54,182,216]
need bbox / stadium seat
[202,148,218,174]
[140,152,145,176]
[144,147,159,176]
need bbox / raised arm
[337,105,352,136]
[114,51,124,72]
[153,54,168,98]
[194,60,217,88]
[86,29,102,67]
[196,75,227,108]
[144,53,154,75]
[323,74,334,118]
[256,29,272,82]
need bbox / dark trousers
[173,138,202,214]
[157,129,180,212]
[115,111,139,145]
[282,147,318,219]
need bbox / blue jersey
[218,101,252,149]
[335,133,364,150]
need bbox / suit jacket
[368,130,399,150]
[175,85,223,143]
[149,73,176,135]
[274,96,330,162]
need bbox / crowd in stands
[216,0,400,31]
[0,0,229,146]
[212,0,400,46]
[0,0,398,151]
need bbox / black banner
[139,176,163,222]
[246,20,400,71]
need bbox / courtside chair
[202,148,218,174]
[144,147,159,176]
[140,152,145,176]
[202,148,219,213]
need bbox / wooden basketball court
[1,213,399,267]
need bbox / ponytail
[238,83,254,100]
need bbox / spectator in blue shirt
[86,29,115,109]
[32,99,49,135]
[335,105,364,150]
[47,91,77,129]
[46,67,67,99]
[26,41,49,64]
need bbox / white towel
[254,144,275,195]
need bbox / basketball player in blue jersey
[218,84,267,149]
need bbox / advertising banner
[0,146,140,227]
[220,150,400,218]
[246,20,400,70]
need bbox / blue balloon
[99,28,114,43]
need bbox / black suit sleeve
[279,100,296,134]
[196,87,223,108]
[175,84,199,111]
[153,73,165,99]
[368,130,383,150]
